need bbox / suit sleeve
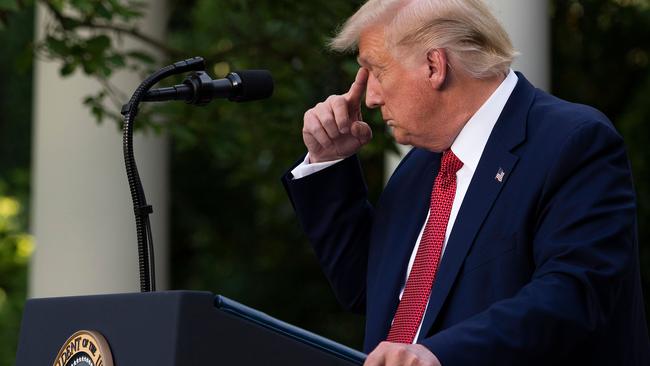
[420,120,638,364]
[282,155,372,313]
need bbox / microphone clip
[182,71,242,106]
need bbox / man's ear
[426,48,448,90]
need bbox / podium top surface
[17,290,366,366]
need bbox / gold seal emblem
[52,330,114,366]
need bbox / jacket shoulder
[527,89,619,140]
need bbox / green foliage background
[0,2,34,365]
[0,0,649,364]
[161,0,389,350]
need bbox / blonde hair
[329,0,516,78]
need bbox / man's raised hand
[302,68,372,163]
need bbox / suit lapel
[417,73,536,340]
[417,145,519,339]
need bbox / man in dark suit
[282,0,650,364]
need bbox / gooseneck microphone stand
[121,56,273,292]
[121,57,206,292]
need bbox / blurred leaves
[0,197,34,267]
[0,2,33,364]
[0,0,20,12]
[0,191,32,366]
[30,0,164,125]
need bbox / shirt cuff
[290,153,344,179]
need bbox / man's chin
[391,130,411,146]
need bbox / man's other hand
[364,342,442,366]
[302,68,372,163]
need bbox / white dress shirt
[292,70,519,341]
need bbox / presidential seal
[52,330,114,366]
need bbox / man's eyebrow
[358,54,385,69]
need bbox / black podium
[15,291,366,365]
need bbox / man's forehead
[356,27,387,67]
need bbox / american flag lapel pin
[495,167,505,183]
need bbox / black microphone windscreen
[232,70,274,102]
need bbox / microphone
[143,69,274,105]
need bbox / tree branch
[77,21,184,58]
[40,0,185,58]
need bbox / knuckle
[364,354,377,365]
[325,95,337,102]
[326,94,343,103]
[333,95,346,106]
[321,114,336,127]
[396,346,409,357]
[306,122,324,136]
[302,119,317,133]
[313,102,325,114]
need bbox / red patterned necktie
[386,149,463,344]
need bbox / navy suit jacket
[282,73,650,365]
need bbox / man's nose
[365,74,383,109]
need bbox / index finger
[344,67,369,104]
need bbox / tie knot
[440,150,463,177]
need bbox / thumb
[350,120,373,145]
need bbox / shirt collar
[451,69,518,173]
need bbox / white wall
[29,1,170,297]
